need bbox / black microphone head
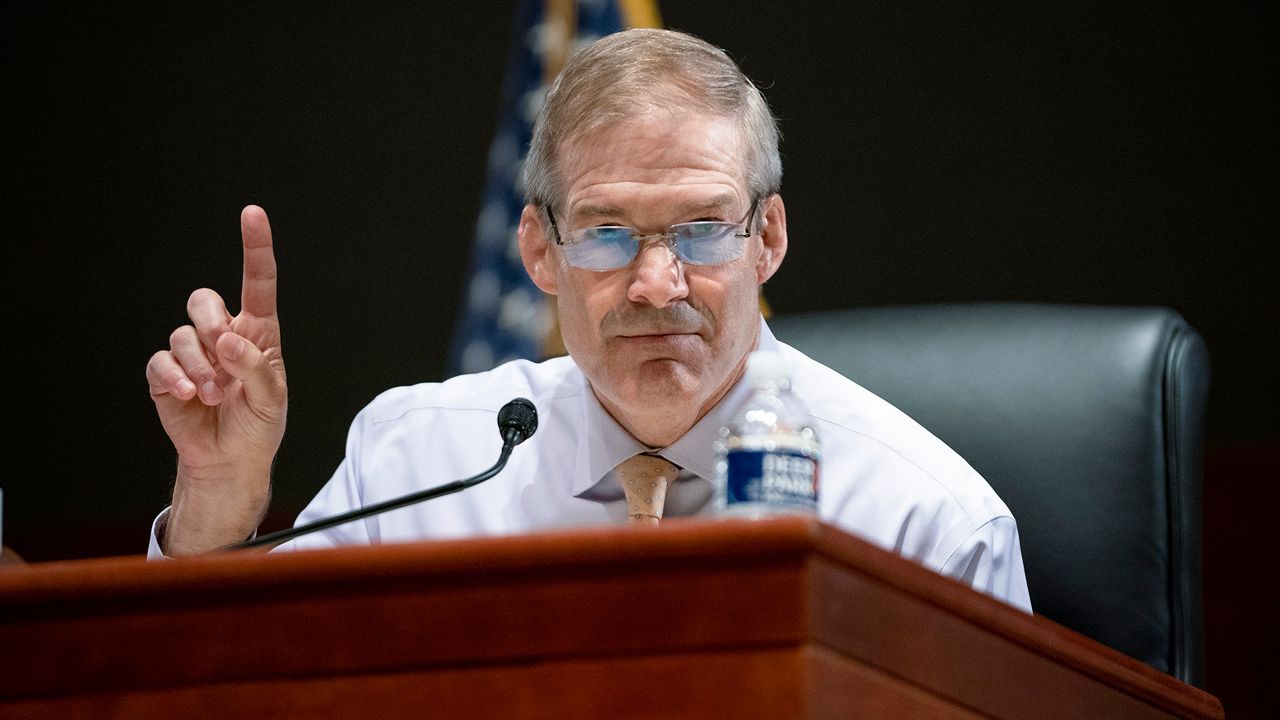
[497,397,538,446]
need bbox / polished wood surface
[0,517,1223,719]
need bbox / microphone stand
[227,442,515,552]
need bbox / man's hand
[145,205,288,555]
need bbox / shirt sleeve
[275,456,374,551]
[940,515,1033,613]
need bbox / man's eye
[588,227,633,241]
[682,222,727,238]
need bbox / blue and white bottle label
[725,448,818,510]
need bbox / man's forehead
[555,114,748,215]
[559,111,743,166]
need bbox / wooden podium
[0,517,1223,719]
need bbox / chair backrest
[768,302,1210,686]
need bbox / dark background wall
[5,3,1275,716]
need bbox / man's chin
[634,355,697,385]
[611,358,704,404]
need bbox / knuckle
[146,352,185,389]
[145,351,167,381]
[169,325,194,348]
[186,288,224,318]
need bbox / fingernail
[200,381,222,404]
[176,379,196,396]
[227,337,245,360]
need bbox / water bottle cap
[746,350,791,387]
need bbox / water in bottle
[714,350,820,518]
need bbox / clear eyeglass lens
[672,222,743,265]
[561,222,743,271]
[561,228,637,271]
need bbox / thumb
[215,332,286,410]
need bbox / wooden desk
[0,517,1224,718]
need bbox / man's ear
[518,204,558,294]
[754,193,788,284]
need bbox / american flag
[448,0,662,375]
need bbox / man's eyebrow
[573,205,625,220]
[681,194,740,215]
[571,194,740,221]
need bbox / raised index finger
[240,204,278,318]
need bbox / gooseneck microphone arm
[227,397,538,552]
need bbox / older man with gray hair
[145,28,1031,612]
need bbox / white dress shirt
[150,318,1032,612]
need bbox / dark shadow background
[5,3,1275,716]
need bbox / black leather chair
[768,302,1210,687]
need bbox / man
[145,28,1032,612]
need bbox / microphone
[229,397,538,552]
[497,396,538,447]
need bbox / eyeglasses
[543,200,759,272]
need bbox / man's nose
[626,235,689,308]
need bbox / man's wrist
[166,478,270,556]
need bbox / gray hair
[521,28,782,213]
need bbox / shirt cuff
[147,507,172,560]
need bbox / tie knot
[616,454,680,526]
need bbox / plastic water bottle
[714,350,821,518]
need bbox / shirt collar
[572,315,780,496]
[572,385,650,496]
